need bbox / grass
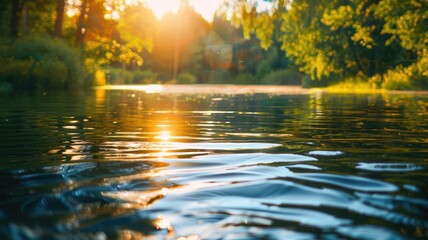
[321,77,386,94]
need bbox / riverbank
[96,84,312,95]
[96,84,428,95]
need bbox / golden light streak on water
[97,85,164,94]
[153,215,175,238]
[158,131,171,142]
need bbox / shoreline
[96,84,428,95]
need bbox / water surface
[1,88,428,239]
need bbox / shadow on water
[0,89,428,239]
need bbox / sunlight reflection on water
[0,90,428,239]
[98,84,164,93]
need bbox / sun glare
[158,131,171,142]
[189,0,224,22]
[145,0,224,21]
[145,0,181,19]
[67,0,225,22]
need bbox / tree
[374,0,428,81]
[75,0,89,48]
[10,0,27,38]
[54,0,65,37]
[83,2,156,71]
[1,0,60,38]
[116,3,156,67]
[225,0,427,86]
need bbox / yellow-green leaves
[117,4,155,66]
[375,0,428,52]
[351,24,375,48]
[227,0,427,86]
[254,13,274,49]
[322,5,354,31]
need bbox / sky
[145,0,225,22]
[67,0,273,22]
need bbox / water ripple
[190,153,317,166]
[1,92,428,239]
[285,173,398,192]
[155,142,282,150]
[356,162,424,172]
[307,150,344,156]
[175,180,354,207]
[337,225,405,240]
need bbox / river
[1,86,427,239]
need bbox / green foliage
[0,0,424,90]
[234,73,258,84]
[83,4,156,69]
[93,69,107,86]
[226,0,287,50]
[227,0,427,89]
[375,0,427,52]
[373,0,428,88]
[25,0,57,35]
[327,77,379,93]
[131,70,157,84]
[255,45,288,78]
[372,60,428,90]
[177,72,197,84]
[106,67,157,85]
[0,82,12,92]
[256,59,273,79]
[261,69,303,85]
[0,36,84,90]
[33,56,68,87]
[206,70,232,84]
[83,58,104,87]
[301,75,329,88]
[115,4,156,66]
[0,58,34,87]
[379,72,413,90]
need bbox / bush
[375,55,428,90]
[327,76,379,93]
[256,59,273,79]
[177,72,197,84]
[376,67,414,90]
[133,70,157,84]
[106,68,129,84]
[83,58,102,87]
[33,56,68,88]
[206,70,232,84]
[260,69,302,85]
[0,58,34,87]
[0,36,84,90]
[0,81,12,92]
[106,67,157,84]
[234,73,259,84]
[301,75,331,88]
[93,69,107,86]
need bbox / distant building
[204,31,233,70]
[204,30,262,75]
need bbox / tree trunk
[10,0,27,38]
[10,0,20,38]
[54,0,65,37]
[75,0,88,48]
[22,3,29,34]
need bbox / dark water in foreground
[1,89,428,239]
